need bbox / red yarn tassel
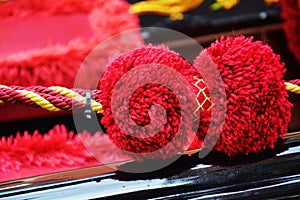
[0,125,130,182]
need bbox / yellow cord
[0,85,103,114]
[49,86,103,114]
[129,0,204,21]
[0,84,60,111]
[0,82,299,114]
[285,82,300,94]
[17,90,60,111]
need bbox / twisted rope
[0,85,103,114]
[0,79,299,114]
[285,79,300,94]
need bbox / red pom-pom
[100,36,291,160]
[99,45,208,160]
[195,36,292,156]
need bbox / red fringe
[0,0,141,87]
[0,125,96,173]
[0,125,130,181]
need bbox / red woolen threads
[0,125,97,173]
[100,36,291,160]
[99,45,208,160]
[195,36,292,156]
[0,0,140,87]
[0,125,130,179]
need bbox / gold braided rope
[0,85,103,114]
[0,82,299,114]
[0,84,9,103]
[191,80,300,119]
[0,84,61,111]
[285,82,300,94]
[49,86,103,113]
[17,89,60,111]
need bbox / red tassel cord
[0,85,103,113]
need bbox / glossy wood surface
[0,132,300,199]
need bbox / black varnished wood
[1,138,300,199]
[106,141,300,199]
[127,0,282,38]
